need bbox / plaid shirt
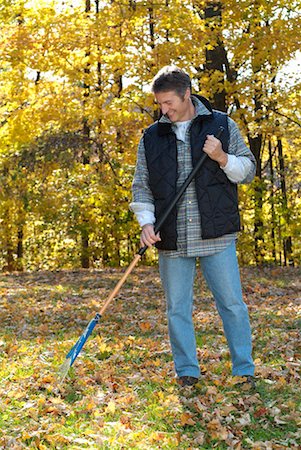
[131,97,256,257]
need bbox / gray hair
[151,65,192,98]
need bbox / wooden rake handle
[99,253,141,316]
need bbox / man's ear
[184,88,191,100]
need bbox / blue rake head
[58,313,101,381]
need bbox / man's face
[154,89,192,122]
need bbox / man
[130,65,256,387]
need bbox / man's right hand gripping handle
[140,224,161,248]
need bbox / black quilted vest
[143,95,240,250]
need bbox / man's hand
[203,134,228,168]
[140,224,161,248]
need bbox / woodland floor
[0,265,300,449]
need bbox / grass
[0,266,300,449]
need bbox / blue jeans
[159,241,255,378]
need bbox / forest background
[0,0,300,271]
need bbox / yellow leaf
[22,432,31,440]
[276,376,287,387]
[150,432,169,443]
[8,390,23,399]
[37,397,46,407]
[28,407,39,420]
[38,444,48,450]
[105,400,116,415]
[41,375,54,384]
[153,358,161,367]
[86,401,96,411]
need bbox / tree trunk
[268,140,277,263]
[95,0,104,164]
[277,137,294,266]
[114,26,123,153]
[81,222,90,269]
[3,209,14,272]
[249,133,265,265]
[79,0,92,268]
[147,2,160,122]
[148,3,155,51]
[204,1,226,112]
[17,226,24,271]
[6,245,14,272]
[102,234,109,266]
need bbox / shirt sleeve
[129,202,155,227]
[221,117,256,184]
[130,135,155,226]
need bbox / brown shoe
[237,376,256,389]
[178,376,199,387]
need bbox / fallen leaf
[207,418,228,440]
[180,412,196,426]
[254,407,268,418]
[139,321,153,332]
[193,431,205,445]
[206,385,218,395]
[104,400,116,415]
[237,413,251,427]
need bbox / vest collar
[157,94,213,136]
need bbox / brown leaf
[193,431,205,445]
[206,385,218,395]
[254,407,268,418]
[139,321,153,332]
[207,418,228,440]
[180,412,196,426]
[120,415,133,429]
[219,405,237,416]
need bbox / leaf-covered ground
[0,265,300,449]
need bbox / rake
[58,126,224,380]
